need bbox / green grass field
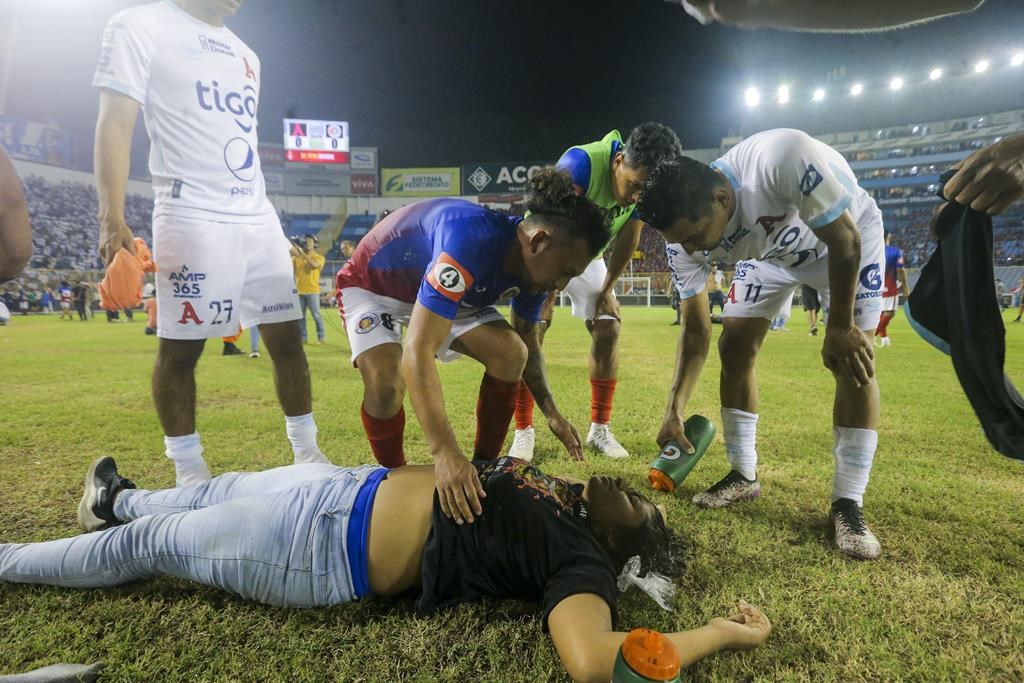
[1,306,1022,682]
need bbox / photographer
[290,235,326,344]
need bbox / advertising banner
[461,161,547,195]
[284,171,351,196]
[381,167,460,197]
[258,143,286,170]
[350,174,379,195]
[264,170,285,194]
[0,114,72,166]
[350,147,378,170]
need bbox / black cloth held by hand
[905,170,1024,460]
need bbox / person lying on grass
[0,456,771,682]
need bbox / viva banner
[381,167,460,197]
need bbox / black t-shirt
[416,457,619,627]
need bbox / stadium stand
[324,213,376,260]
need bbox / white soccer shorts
[562,257,617,322]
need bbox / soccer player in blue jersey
[335,168,609,524]
[875,232,909,347]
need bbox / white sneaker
[586,423,629,458]
[508,426,536,462]
[880,336,891,347]
[249,351,260,358]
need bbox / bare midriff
[365,465,436,596]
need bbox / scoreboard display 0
[283,119,350,164]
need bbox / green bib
[570,130,637,250]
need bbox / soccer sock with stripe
[514,381,535,430]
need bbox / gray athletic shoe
[692,470,761,508]
[830,498,882,560]
[77,456,136,532]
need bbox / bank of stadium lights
[812,88,826,102]
[744,87,760,107]
[889,77,904,91]
[777,85,790,105]
[850,83,864,97]
[929,67,943,81]
[1012,52,1024,67]
[974,59,990,74]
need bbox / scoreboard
[283,118,350,164]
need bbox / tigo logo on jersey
[356,313,381,334]
[427,253,474,302]
[799,165,824,196]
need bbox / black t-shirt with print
[416,457,619,627]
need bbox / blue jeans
[0,464,385,607]
[299,293,325,342]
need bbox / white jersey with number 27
[93,0,275,222]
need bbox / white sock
[164,433,211,487]
[721,407,758,480]
[831,426,878,506]
[286,413,330,464]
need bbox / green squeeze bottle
[648,415,716,493]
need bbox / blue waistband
[346,467,389,598]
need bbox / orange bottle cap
[621,628,681,681]
[648,468,676,492]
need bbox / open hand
[710,600,772,650]
[434,451,485,525]
[547,412,583,461]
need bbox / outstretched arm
[595,219,645,319]
[403,302,486,525]
[512,308,583,460]
[678,0,984,32]
[548,593,770,683]
[658,290,713,451]
[0,147,31,283]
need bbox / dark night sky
[3,0,1024,172]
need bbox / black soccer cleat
[222,342,244,355]
[77,456,137,532]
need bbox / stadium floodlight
[850,83,864,96]
[1012,52,1024,67]
[974,59,990,74]
[889,77,904,91]
[744,87,761,107]
[777,85,790,104]
[812,88,826,102]
[929,68,943,81]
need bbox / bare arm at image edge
[94,89,141,265]
[675,0,985,32]
[0,146,32,283]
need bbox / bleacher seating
[325,213,376,260]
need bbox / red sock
[474,373,519,460]
[876,312,893,338]
[514,381,535,430]
[590,378,617,425]
[360,404,406,468]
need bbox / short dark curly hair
[524,166,610,258]
[623,122,684,172]
[636,157,725,232]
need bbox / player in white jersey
[93,0,329,486]
[637,129,885,560]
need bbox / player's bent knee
[484,336,528,381]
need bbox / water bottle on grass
[612,628,681,683]
[648,415,716,493]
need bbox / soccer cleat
[692,470,761,508]
[249,351,260,359]
[809,326,818,336]
[508,426,536,462]
[586,423,629,459]
[222,342,244,356]
[879,336,891,347]
[77,456,137,532]
[830,498,882,560]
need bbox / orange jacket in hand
[99,238,157,311]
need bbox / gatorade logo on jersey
[427,252,474,302]
[859,263,883,291]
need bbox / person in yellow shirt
[291,235,326,343]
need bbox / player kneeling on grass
[637,128,886,560]
[336,168,608,525]
[0,456,770,682]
